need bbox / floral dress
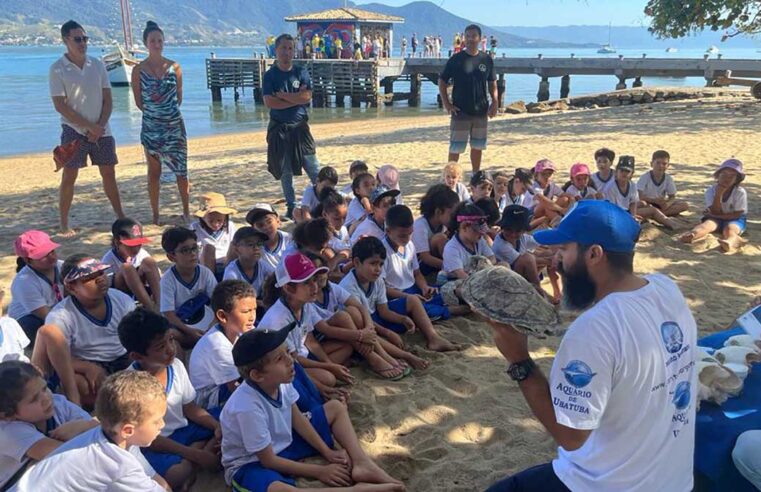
[140,64,187,177]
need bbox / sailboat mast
[119,0,134,50]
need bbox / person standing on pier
[263,34,320,221]
[49,20,125,237]
[438,24,498,173]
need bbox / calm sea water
[1,45,758,157]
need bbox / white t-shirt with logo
[256,299,319,358]
[261,231,292,271]
[350,216,385,245]
[339,270,388,314]
[492,233,539,265]
[48,55,112,137]
[159,265,218,314]
[637,172,677,199]
[550,274,697,492]
[312,283,353,319]
[381,236,419,291]
[602,180,639,211]
[704,184,747,214]
[441,234,494,278]
[222,259,274,299]
[13,426,162,492]
[189,326,239,409]
[128,358,195,436]
[191,220,237,263]
[8,261,64,320]
[221,382,300,484]
[0,394,90,489]
[44,289,134,362]
[0,317,30,363]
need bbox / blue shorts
[703,214,747,234]
[231,405,334,492]
[371,297,408,334]
[141,407,221,476]
[292,362,324,412]
[418,261,439,278]
[403,285,450,321]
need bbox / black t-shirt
[439,50,496,116]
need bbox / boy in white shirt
[220,327,403,491]
[1,315,31,363]
[14,371,171,491]
[636,149,689,217]
[350,185,399,245]
[223,227,274,312]
[31,255,135,408]
[590,147,615,192]
[190,280,256,410]
[340,160,369,197]
[119,308,221,490]
[160,227,218,346]
[295,166,339,223]
[246,203,293,270]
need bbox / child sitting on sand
[101,218,161,312]
[637,150,689,217]
[190,192,238,280]
[246,203,293,270]
[340,237,461,352]
[680,158,748,252]
[591,147,616,193]
[223,227,274,310]
[526,159,566,225]
[492,171,512,212]
[439,203,496,282]
[346,172,376,233]
[560,163,598,202]
[442,161,471,202]
[220,328,404,492]
[316,189,352,266]
[350,185,400,245]
[413,184,460,276]
[377,164,403,205]
[295,166,339,223]
[341,160,369,197]
[468,170,494,203]
[474,197,501,243]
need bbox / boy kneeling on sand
[221,327,405,492]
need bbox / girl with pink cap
[525,159,568,227]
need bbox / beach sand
[2,92,760,490]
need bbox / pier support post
[254,88,263,104]
[313,91,326,108]
[382,78,394,106]
[560,75,570,99]
[497,74,506,108]
[211,87,222,102]
[336,91,346,107]
[410,73,421,107]
[351,95,361,108]
[615,77,627,90]
[537,76,550,102]
[633,76,643,88]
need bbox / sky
[354,0,651,27]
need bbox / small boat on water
[706,45,720,54]
[596,23,616,54]
[665,47,678,53]
[102,0,143,87]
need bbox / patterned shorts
[60,125,118,168]
[449,113,488,154]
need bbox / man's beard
[558,256,597,311]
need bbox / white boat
[665,47,678,53]
[596,23,616,54]
[706,45,720,54]
[102,0,142,87]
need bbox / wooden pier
[206,56,761,107]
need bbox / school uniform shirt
[220,382,300,484]
[441,234,494,277]
[8,261,64,321]
[0,394,90,489]
[340,183,353,198]
[381,236,418,291]
[127,359,195,436]
[261,231,292,271]
[602,180,639,211]
[492,233,540,265]
[101,247,151,274]
[13,425,162,492]
[256,298,319,358]
[637,171,677,199]
[590,171,614,191]
[191,220,238,263]
[44,289,133,362]
[526,180,563,209]
[350,215,385,245]
[223,259,274,298]
[328,226,351,253]
[411,216,444,255]
[549,274,696,492]
[451,182,471,202]
[338,270,388,315]
[563,184,596,201]
[0,317,30,363]
[704,184,748,214]
[300,184,320,211]
[189,326,239,409]
[345,197,368,228]
[159,265,218,313]
[312,282,353,319]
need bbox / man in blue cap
[485,201,698,492]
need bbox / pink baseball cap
[570,163,591,178]
[714,158,745,182]
[534,159,557,174]
[376,164,400,190]
[14,230,60,260]
[275,253,329,288]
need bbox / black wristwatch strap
[506,358,536,382]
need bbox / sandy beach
[2,92,760,490]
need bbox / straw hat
[194,192,237,218]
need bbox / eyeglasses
[69,36,89,44]
[175,245,199,255]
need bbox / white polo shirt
[0,394,90,489]
[0,317,30,363]
[527,181,563,209]
[128,358,195,436]
[637,171,677,199]
[412,216,443,255]
[221,382,300,484]
[381,236,418,291]
[328,227,351,253]
[44,289,133,362]
[441,234,494,278]
[345,197,368,228]
[339,270,388,314]
[550,274,696,492]
[8,262,64,321]
[261,231,292,271]
[452,182,471,202]
[13,426,162,492]
[602,180,639,211]
[492,232,540,265]
[350,215,385,245]
[300,184,320,210]
[48,55,112,136]
[590,171,614,191]
[705,184,747,214]
[563,184,596,201]
[312,282,353,319]
[101,248,152,286]
[189,326,239,409]
[223,259,274,298]
[256,299,319,358]
[159,265,218,313]
[191,220,237,263]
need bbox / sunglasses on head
[69,36,89,44]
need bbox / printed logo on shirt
[478,63,487,72]
[562,360,596,388]
[660,322,684,354]
[292,80,301,90]
[671,381,691,410]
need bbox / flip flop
[369,367,406,381]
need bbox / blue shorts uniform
[371,297,409,333]
[702,214,747,234]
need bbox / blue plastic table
[695,327,760,492]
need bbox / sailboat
[665,47,678,53]
[597,23,616,54]
[102,0,144,86]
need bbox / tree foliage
[644,0,761,39]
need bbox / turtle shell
[459,265,561,337]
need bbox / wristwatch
[506,358,536,382]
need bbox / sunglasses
[175,245,199,255]
[69,36,89,44]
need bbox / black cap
[232,226,269,244]
[245,203,278,225]
[470,170,494,187]
[498,205,531,231]
[233,323,296,367]
[617,155,635,173]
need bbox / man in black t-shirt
[438,24,497,172]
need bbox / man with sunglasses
[49,20,125,238]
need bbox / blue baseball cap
[534,201,640,253]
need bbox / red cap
[570,163,591,178]
[14,230,60,260]
[275,253,329,288]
